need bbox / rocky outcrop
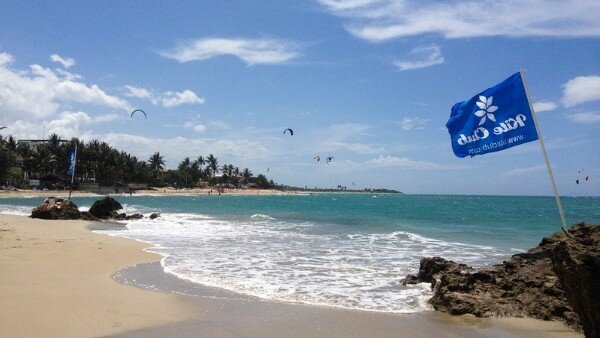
[552,223,600,338]
[30,196,153,222]
[88,197,123,219]
[149,212,160,219]
[403,223,599,335]
[31,197,81,220]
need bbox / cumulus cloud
[401,117,429,130]
[334,155,463,171]
[183,121,207,132]
[50,54,75,68]
[100,133,271,167]
[0,53,131,123]
[93,113,124,123]
[317,0,600,42]
[532,101,558,112]
[123,85,204,107]
[562,75,600,107]
[161,90,205,107]
[4,111,93,139]
[123,85,157,104]
[394,45,444,71]
[565,112,600,124]
[0,52,14,65]
[160,38,300,65]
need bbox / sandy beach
[0,187,297,199]
[0,214,582,337]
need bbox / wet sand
[0,215,581,337]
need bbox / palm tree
[241,168,252,184]
[148,152,166,185]
[206,154,218,177]
[149,152,165,172]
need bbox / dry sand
[0,214,582,337]
[0,215,200,338]
[0,187,295,199]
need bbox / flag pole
[68,144,77,201]
[519,69,570,237]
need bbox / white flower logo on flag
[475,95,498,125]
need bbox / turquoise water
[1,194,598,313]
[2,194,597,249]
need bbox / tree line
[0,133,274,190]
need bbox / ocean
[1,194,598,313]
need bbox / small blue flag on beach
[67,147,77,175]
[446,72,539,158]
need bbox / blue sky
[0,0,598,195]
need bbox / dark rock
[31,197,80,220]
[79,211,99,221]
[149,213,160,219]
[401,274,419,285]
[552,223,600,338]
[415,257,472,285]
[403,224,600,334]
[89,197,123,219]
[126,213,144,220]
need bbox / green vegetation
[0,133,274,190]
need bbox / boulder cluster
[403,223,599,337]
[31,196,160,221]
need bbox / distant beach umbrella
[283,128,293,136]
[131,109,147,119]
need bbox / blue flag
[67,147,77,175]
[446,72,539,158]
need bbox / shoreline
[0,214,582,337]
[0,187,403,199]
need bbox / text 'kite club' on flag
[446,72,539,158]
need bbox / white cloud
[183,121,207,132]
[160,38,300,65]
[192,124,207,132]
[45,111,93,138]
[336,155,463,171]
[123,85,157,104]
[161,90,205,107]
[562,75,600,107]
[401,117,429,130]
[532,101,558,112]
[100,133,271,167]
[318,0,600,42]
[124,85,204,108]
[365,155,446,169]
[0,52,14,65]
[4,111,94,140]
[0,56,131,123]
[394,45,444,71]
[50,54,75,68]
[565,112,600,124]
[501,165,545,177]
[93,113,124,123]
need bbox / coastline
[0,187,400,199]
[0,214,581,337]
